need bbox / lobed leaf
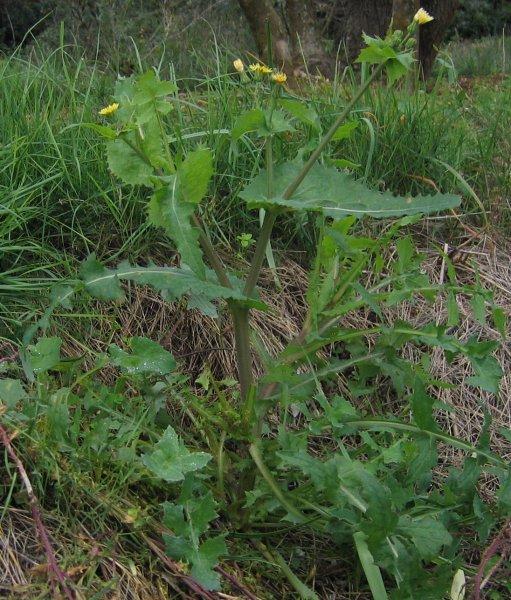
[142,426,212,482]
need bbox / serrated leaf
[28,337,62,374]
[109,337,176,376]
[106,136,154,186]
[178,148,213,205]
[356,44,397,65]
[239,162,460,219]
[80,254,125,301]
[492,307,507,338]
[265,109,294,135]
[397,516,452,559]
[386,53,415,84]
[80,257,266,311]
[447,292,460,327]
[279,98,320,131]
[163,492,217,539]
[232,108,265,140]
[410,379,438,431]
[142,426,211,482]
[164,534,226,591]
[148,181,205,277]
[471,294,486,325]
[190,536,226,590]
[0,379,27,408]
[134,70,176,104]
[467,353,502,394]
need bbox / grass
[446,34,511,77]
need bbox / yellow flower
[413,8,434,25]
[271,71,287,85]
[99,102,119,116]
[233,59,244,73]
[249,63,273,75]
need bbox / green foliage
[239,162,460,217]
[142,426,211,482]
[109,337,176,376]
[6,26,510,600]
[163,491,225,590]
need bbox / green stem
[249,443,306,522]
[232,307,253,402]
[243,210,278,296]
[253,540,319,600]
[244,63,385,297]
[193,215,232,289]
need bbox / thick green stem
[243,210,278,296]
[232,307,253,402]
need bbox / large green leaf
[80,256,265,311]
[28,337,62,374]
[147,150,213,277]
[239,162,461,219]
[397,516,452,559]
[80,255,124,301]
[279,98,321,131]
[232,108,293,140]
[148,181,205,278]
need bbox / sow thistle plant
[13,14,510,599]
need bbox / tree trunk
[237,0,292,71]
[420,0,460,78]
[239,0,460,81]
[391,0,419,31]
[284,0,332,76]
[328,0,393,63]
[237,0,332,78]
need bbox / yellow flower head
[99,102,119,116]
[271,71,287,85]
[249,63,273,75]
[233,59,244,73]
[413,8,434,25]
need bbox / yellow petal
[414,8,434,25]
